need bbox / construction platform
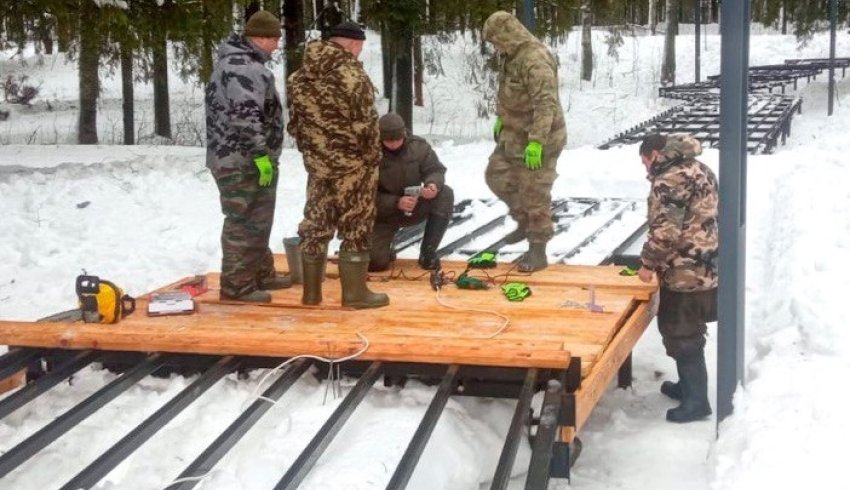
[0,255,657,487]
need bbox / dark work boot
[220,290,272,303]
[259,273,293,290]
[503,226,527,244]
[518,242,548,272]
[301,248,327,306]
[660,381,682,400]
[666,352,712,423]
[339,250,389,309]
[418,215,449,270]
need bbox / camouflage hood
[655,133,702,164]
[215,32,270,64]
[299,40,358,80]
[483,11,538,56]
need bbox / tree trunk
[201,2,215,82]
[781,0,788,34]
[121,41,134,145]
[283,0,305,78]
[413,34,423,107]
[152,28,172,139]
[392,25,414,130]
[581,0,592,82]
[78,0,99,145]
[661,0,677,85]
[648,0,656,34]
[381,22,393,99]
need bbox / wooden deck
[0,255,657,438]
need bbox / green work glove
[493,116,503,142]
[254,155,274,187]
[468,251,497,269]
[619,266,639,277]
[501,282,531,301]
[524,141,543,170]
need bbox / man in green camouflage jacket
[483,11,567,272]
[205,10,291,303]
[638,133,718,423]
[287,21,388,309]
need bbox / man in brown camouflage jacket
[483,11,567,272]
[287,21,388,309]
[638,133,718,423]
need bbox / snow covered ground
[1,24,849,490]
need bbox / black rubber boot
[220,290,272,303]
[503,226,527,244]
[418,215,449,270]
[301,248,327,306]
[339,250,389,309]
[666,352,712,423]
[518,242,548,272]
[660,380,682,400]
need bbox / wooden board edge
[0,369,26,396]
[567,292,657,437]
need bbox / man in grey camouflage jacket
[205,10,290,303]
[483,11,567,272]
[638,133,718,423]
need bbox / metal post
[829,0,837,116]
[522,0,535,31]
[695,0,701,83]
[717,0,749,424]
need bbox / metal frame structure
[0,201,651,489]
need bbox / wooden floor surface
[0,256,656,374]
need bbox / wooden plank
[0,369,25,396]
[267,255,657,299]
[570,295,656,434]
[0,321,572,369]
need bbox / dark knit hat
[245,10,282,38]
[379,113,406,140]
[330,21,366,41]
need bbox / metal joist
[491,368,538,490]
[386,364,460,489]
[168,359,312,490]
[0,353,168,479]
[59,356,240,490]
[0,350,99,422]
[525,380,565,489]
[275,362,383,490]
[0,348,42,381]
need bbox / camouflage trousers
[657,287,718,359]
[212,165,277,298]
[485,142,560,243]
[369,185,454,270]
[299,165,378,255]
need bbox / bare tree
[581,0,593,81]
[661,0,677,85]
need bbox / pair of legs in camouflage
[485,143,561,243]
[298,166,378,253]
[212,165,278,298]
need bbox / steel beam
[59,356,239,490]
[276,362,383,489]
[491,369,537,490]
[168,359,312,490]
[0,354,166,479]
[386,364,460,489]
[525,379,564,488]
[717,0,749,423]
[0,350,99,422]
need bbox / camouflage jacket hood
[205,33,283,170]
[483,11,538,56]
[483,11,567,150]
[641,134,718,292]
[287,40,381,178]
